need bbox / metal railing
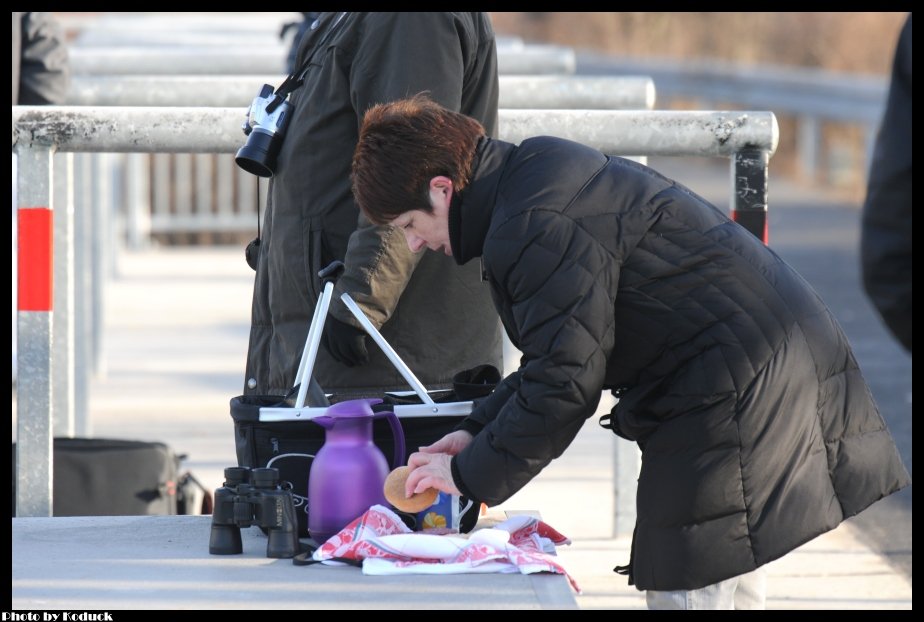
[61,13,522,48]
[13,105,778,520]
[14,107,775,155]
[28,71,657,454]
[68,74,654,109]
[580,54,888,184]
[65,75,656,245]
[69,44,576,76]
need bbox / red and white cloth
[312,505,580,592]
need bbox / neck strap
[268,12,348,112]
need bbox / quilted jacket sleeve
[452,210,619,505]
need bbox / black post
[732,148,769,245]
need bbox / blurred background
[492,12,904,72]
[490,11,907,197]
[13,12,911,608]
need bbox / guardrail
[69,44,577,76]
[14,107,775,155]
[59,12,305,36]
[65,75,656,246]
[68,75,655,109]
[580,53,888,184]
[61,14,523,46]
[13,105,777,519]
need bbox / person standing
[12,11,69,105]
[244,12,502,399]
[860,13,912,354]
[350,96,910,609]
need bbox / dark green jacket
[245,13,503,397]
[450,136,910,591]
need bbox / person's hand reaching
[405,452,460,498]
[418,430,473,456]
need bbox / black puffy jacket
[861,14,912,353]
[450,137,910,591]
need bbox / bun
[384,465,439,513]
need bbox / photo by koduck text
[4,613,114,621]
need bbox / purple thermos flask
[307,398,405,543]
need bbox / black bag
[232,266,499,539]
[230,389,486,539]
[11,437,211,517]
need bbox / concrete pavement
[12,163,911,609]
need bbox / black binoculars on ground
[208,466,300,558]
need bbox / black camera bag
[11,438,211,517]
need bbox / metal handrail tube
[582,55,887,123]
[13,107,778,157]
[69,45,576,76]
[66,75,656,110]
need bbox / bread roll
[384,465,438,513]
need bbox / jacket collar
[450,137,517,265]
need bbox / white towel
[311,504,580,592]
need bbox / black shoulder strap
[292,544,362,567]
[269,12,349,112]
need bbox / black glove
[321,317,370,367]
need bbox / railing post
[126,153,151,249]
[731,148,770,245]
[797,115,820,184]
[175,153,193,232]
[16,144,56,517]
[152,153,170,239]
[236,162,258,226]
[90,154,110,379]
[195,153,214,235]
[52,152,76,437]
[216,154,235,233]
[73,153,92,436]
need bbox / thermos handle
[375,410,406,470]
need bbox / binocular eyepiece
[208,466,300,558]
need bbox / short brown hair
[351,94,485,224]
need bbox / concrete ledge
[12,515,578,610]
